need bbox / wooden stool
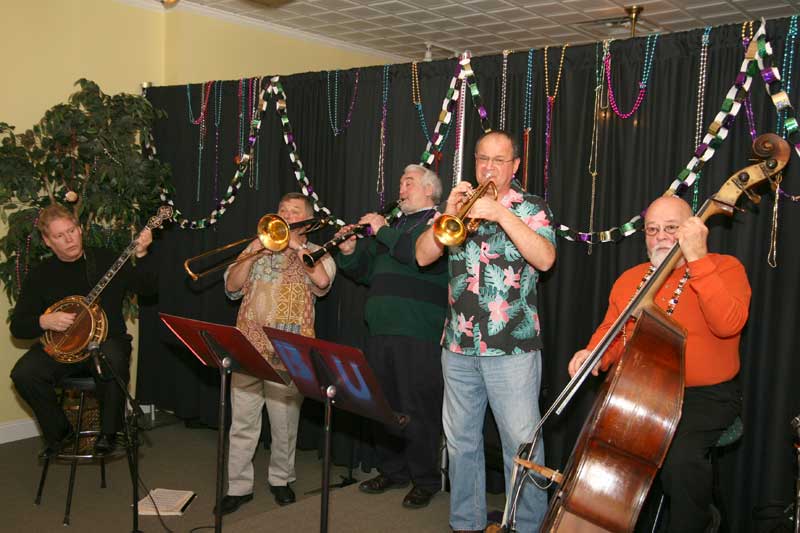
[34,376,111,526]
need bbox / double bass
[495,133,790,532]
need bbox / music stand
[263,326,408,533]
[160,313,287,533]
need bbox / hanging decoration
[186,81,214,202]
[265,77,345,225]
[499,49,511,131]
[377,65,390,208]
[412,61,455,172]
[452,76,467,187]
[777,15,798,138]
[163,78,267,229]
[692,27,713,212]
[212,80,222,201]
[741,22,759,140]
[604,34,659,119]
[521,48,535,190]
[556,21,781,244]
[326,69,360,136]
[419,52,491,169]
[543,43,569,201]
[586,42,608,255]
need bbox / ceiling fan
[576,5,658,39]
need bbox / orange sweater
[587,254,751,387]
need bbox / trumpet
[184,214,328,280]
[432,179,498,246]
[302,200,403,268]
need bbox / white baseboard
[0,405,156,444]
[0,418,41,444]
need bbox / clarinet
[302,200,403,268]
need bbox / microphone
[87,342,104,379]
[791,414,800,441]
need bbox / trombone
[432,179,498,246]
[184,214,328,280]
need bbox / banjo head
[42,296,108,363]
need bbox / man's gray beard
[649,248,669,268]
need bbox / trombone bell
[184,214,323,280]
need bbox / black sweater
[10,247,157,341]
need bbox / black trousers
[10,336,132,445]
[365,335,444,492]
[661,379,741,533]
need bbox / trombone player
[416,131,556,533]
[217,192,336,515]
[334,164,448,509]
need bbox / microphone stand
[92,345,145,533]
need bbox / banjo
[41,206,173,363]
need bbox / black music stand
[160,313,288,533]
[263,326,408,533]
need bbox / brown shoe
[358,474,409,494]
[402,486,436,508]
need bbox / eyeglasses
[644,224,680,236]
[475,155,515,166]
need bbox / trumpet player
[416,131,556,533]
[335,164,448,509]
[218,192,336,515]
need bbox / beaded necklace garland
[604,34,659,119]
[776,16,800,204]
[741,22,758,140]
[777,16,798,138]
[692,27,713,212]
[186,81,214,202]
[586,42,608,255]
[499,49,511,130]
[264,77,345,225]
[377,65,390,208]
[521,48,535,190]
[14,211,39,296]
[621,266,690,345]
[212,80,222,201]
[555,22,773,245]
[419,52,491,169]
[543,44,568,201]
[326,69,360,136]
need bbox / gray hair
[404,164,442,203]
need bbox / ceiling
[177,0,800,61]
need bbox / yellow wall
[0,0,393,431]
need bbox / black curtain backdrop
[138,18,800,532]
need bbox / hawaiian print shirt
[224,244,335,374]
[442,181,555,356]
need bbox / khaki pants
[226,371,303,495]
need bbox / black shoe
[39,430,75,458]
[269,484,296,506]
[359,474,410,494]
[402,486,436,509]
[93,433,116,456]
[214,494,253,516]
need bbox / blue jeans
[442,348,547,532]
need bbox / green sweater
[335,209,448,343]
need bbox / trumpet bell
[432,214,467,247]
[257,214,291,251]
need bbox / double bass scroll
[501,133,790,533]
